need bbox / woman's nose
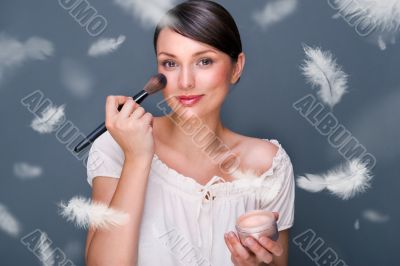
[178,66,195,90]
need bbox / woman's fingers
[224,238,239,266]
[258,236,283,256]
[105,95,129,120]
[119,97,137,118]
[225,232,280,265]
[225,232,251,260]
[105,95,151,122]
[244,237,273,264]
[130,105,146,119]
[224,233,234,251]
[140,112,153,126]
[272,211,279,221]
[224,233,244,264]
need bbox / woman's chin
[177,108,200,120]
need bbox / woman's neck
[157,112,232,163]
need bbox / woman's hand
[224,212,283,266]
[105,95,154,161]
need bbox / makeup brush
[74,73,167,153]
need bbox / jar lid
[235,210,276,233]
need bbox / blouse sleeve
[86,131,124,187]
[260,146,295,232]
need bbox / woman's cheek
[198,67,229,90]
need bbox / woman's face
[156,27,241,118]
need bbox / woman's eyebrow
[158,49,217,57]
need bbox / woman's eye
[161,60,176,68]
[199,58,213,66]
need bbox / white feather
[58,196,129,229]
[88,35,126,57]
[301,45,349,108]
[331,0,400,32]
[0,33,53,85]
[362,209,390,223]
[13,162,43,179]
[0,203,21,237]
[252,0,298,29]
[30,104,65,134]
[296,158,373,200]
[296,173,327,192]
[230,167,284,208]
[37,232,55,266]
[325,158,373,200]
[231,168,261,180]
[113,0,176,27]
[377,35,387,50]
[330,0,400,49]
[354,219,360,230]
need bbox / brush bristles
[143,73,167,94]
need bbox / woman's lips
[176,95,204,106]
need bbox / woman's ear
[230,52,245,84]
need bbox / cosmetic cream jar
[235,210,279,245]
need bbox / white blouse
[86,131,295,266]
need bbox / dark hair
[153,0,243,83]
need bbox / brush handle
[74,90,148,153]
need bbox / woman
[85,1,295,265]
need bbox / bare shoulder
[233,134,279,175]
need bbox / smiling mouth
[176,95,204,106]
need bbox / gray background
[0,0,398,265]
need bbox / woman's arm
[84,176,118,263]
[85,155,152,265]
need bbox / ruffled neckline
[151,138,286,191]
